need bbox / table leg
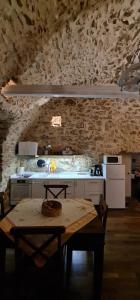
[93,243,104,300]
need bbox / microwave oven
[103,155,122,164]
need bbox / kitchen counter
[10,171,105,206]
[10,171,105,180]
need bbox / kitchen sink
[23,174,32,178]
[31,172,49,178]
[77,172,89,175]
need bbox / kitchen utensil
[94,164,103,176]
[37,159,46,168]
[16,167,25,175]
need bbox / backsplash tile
[19,155,94,172]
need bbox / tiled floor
[2,198,140,300]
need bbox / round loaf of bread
[41,200,62,217]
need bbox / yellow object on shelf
[50,160,57,172]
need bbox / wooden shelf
[2,84,140,99]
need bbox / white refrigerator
[103,164,125,208]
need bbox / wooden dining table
[0,197,105,299]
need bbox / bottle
[90,167,95,176]
[44,145,52,155]
[50,160,57,172]
[48,145,52,155]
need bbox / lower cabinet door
[85,180,104,192]
[84,192,100,204]
[10,183,32,205]
[84,179,104,204]
[74,180,85,198]
[31,178,104,204]
[32,181,46,198]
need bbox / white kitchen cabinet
[32,180,46,198]
[84,180,104,204]
[18,142,38,156]
[32,179,75,199]
[74,180,85,198]
[10,180,32,205]
[31,179,104,203]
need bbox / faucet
[71,156,75,169]
[45,163,50,173]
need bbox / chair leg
[15,248,22,273]
[58,253,65,300]
[65,246,73,286]
[0,245,6,279]
[0,233,6,300]
[0,232,6,280]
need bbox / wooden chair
[9,225,66,299]
[0,189,13,219]
[0,192,5,219]
[66,196,108,300]
[0,190,14,279]
[10,225,65,268]
[44,184,68,199]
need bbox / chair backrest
[10,225,65,264]
[44,184,68,199]
[98,196,108,230]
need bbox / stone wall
[0,104,40,191]
[21,98,140,157]
[0,109,14,182]
[20,0,140,86]
[0,0,96,82]
[1,0,140,192]
[1,0,140,87]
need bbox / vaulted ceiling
[0,1,140,83]
[1,0,140,189]
[0,0,140,126]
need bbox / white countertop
[10,171,105,180]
